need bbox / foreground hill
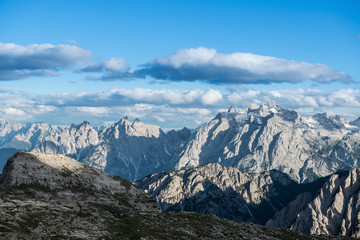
[0,152,158,212]
[0,152,327,239]
[138,163,360,238]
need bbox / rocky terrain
[268,168,360,238]
[0,152,158,211]
[138,162,360,238]
[0,102,359,183]
[0,152,327,239]
[137,163,327,224]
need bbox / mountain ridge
[0,102,359,182]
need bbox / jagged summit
[350,117,360,127]
[246,103,261,112]
[70,121,90,129]
[103,116,162,139]
[223,102,300,123]
[312,112,348,130]
[228,106,237,113]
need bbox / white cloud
[136,47,351,84]
[104,57,129,72]
[201,89,223,105]
[227,88,360,110]
[2,108,26,116]
[73,107,109,116]
[0,42,91,80]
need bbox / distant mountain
[81,117,190,181]
[0,102,359,182]
[0,118,190,180]
[0,152,320,240]
[137,162,360,238]
[172,102,360,183]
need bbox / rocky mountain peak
[228,106,237,113]
[246,103,261,113]
[0,120,23,137]
[312,112,347,130]
[350,117,360,127]
[176,127,191,141]
[71,121,90,129]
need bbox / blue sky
[0,0,359,129]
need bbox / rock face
[81,117,189,181]
[138,162,360,238]
[32,121,100,161]
[267,168,360,238]
[137,163,318,224]
[0,102,359,183]
[0,152,158,212]
[172,102,360,183]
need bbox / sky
[0,0,359,130]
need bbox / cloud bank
[134,47,351,84]
[1,87,359,129]
[0,43,91,80]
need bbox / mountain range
[1,102,359,183]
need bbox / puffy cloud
[201,89,223,105]
[2,108,26,116]
[135,47,351,84]
[104,58,129,72]
[77,57,132,81]
[78,62,103,72]
[79,58,130,73]
[0,43,91,80]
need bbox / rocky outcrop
[138,162,360,237]
[268,168,360,238]
[137,163,311,224]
